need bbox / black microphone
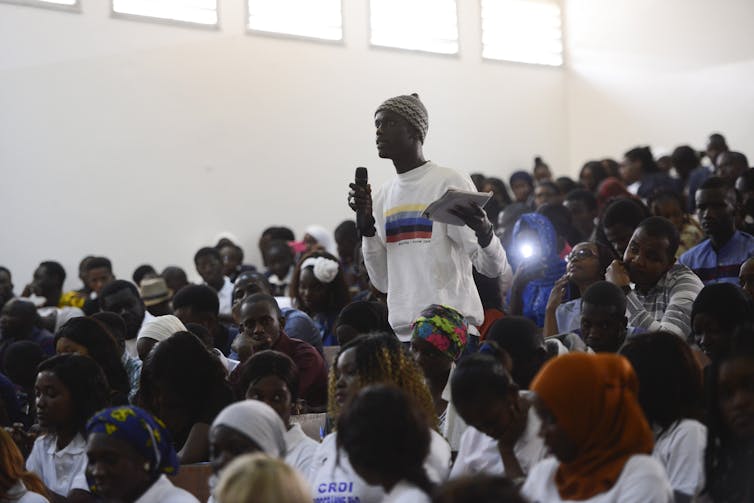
[354,167,375,237]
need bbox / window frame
[110,0,221,31]
[367,0,461,57]
[0,0,81,13]
[478,0,565,68]
[244,0,345,45]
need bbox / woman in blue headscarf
[85,406,199,503]
[507,213,566,327]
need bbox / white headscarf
[136,315,186,342]
[304,225,336,256]
[211,400,287,458]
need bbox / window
[481,0,563,66]
[112,0,218,27]
[370,0,459,55]
[1,0,80,11]
[247,0,342,41]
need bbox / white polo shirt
[26,434,88,497]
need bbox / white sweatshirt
[362,162,511,340]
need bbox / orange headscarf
[530,353,653,501]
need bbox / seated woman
[409,305,468,452]
[508,171,534,206]
[691,283,754,363]
[620,332,706,501]
[507,213,566,327]
[449,352,547,481]
[289,251,351,347]
[309,333,451,503]
[521,353,673,503]
[26,354,109,503]
[699,327,754,502]
[208,400,287,502]
[215,453,310,503]
[135,315,186,361]
[0,428,49,502]
[85,406,199,503]
[544,241,615,337]
[238,350,318,475]
[337,385,434,503]
[650,190,704,258]
[137,331,233,464]
[54,317,131,405]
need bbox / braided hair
[327,333,437,429]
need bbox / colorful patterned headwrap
[411,304,468,361]
[85,406,179,484]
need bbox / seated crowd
[2,119,754,503]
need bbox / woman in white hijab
[207,400,288,503]
[136,314,186,361]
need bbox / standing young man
[349,93,511,340]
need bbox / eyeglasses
[567,248,597,262]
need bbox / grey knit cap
[375,93,429,144]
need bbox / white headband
[301,257,340,284]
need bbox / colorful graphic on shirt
[385,204,433,243]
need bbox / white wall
[564,0,754,172]
[0,0,567,289]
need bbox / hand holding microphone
[349,167,376,237]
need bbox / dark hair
[602,198,650,230]
[555,177,578,196]
[132,264,156,285]
[536,180,561,195]
[38,261,65,286]
[99,280,140,302]
[54,317,131,401]
[85,257,112,273]
[138,331,232,427]
[509,171,534,188]
[700,175,735,192]
[565,189,598,211]
[483,177,512,206]
[649,189,688,215]
[218,243,244,262]
[239,350,299,401]
[3,341,44,389]
[334,220,358,243]
[172,284,220,316]
[240,293,282,317]
[720,151,750,169]
[194,247,221,264]
[89,312,127,344]
[708,133,728,149]
[265,239,293,259]
[161,266,188,282]
[289,251,351,316]
[0,266,11,278]
[470,173,486,192]
[579,161,609,190]
[450,353,516,411]
[261,226,295,242]
[581,281,627,314]
[337,385,433,495]
[691,283,754,349]
[636,216,681,261]
[625,146,659,174]
[334,301,391,335]
[537,203,581,245]
[620,332,702,434]
[704,325,754,501]
[433,474,528,503]
[37,354,110,434]
[485,317,541,362]
[671,146,700,171]
[184,323,212,349]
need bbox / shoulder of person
[617,454,673,486]
[661,419,707,446]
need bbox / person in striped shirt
[606,216,703,339]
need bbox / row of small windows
[6,0,563,67]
